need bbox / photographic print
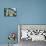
[4,8,16,16]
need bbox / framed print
[18,24,46,41]
[4,8,16,16]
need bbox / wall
[0,0,46,44]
